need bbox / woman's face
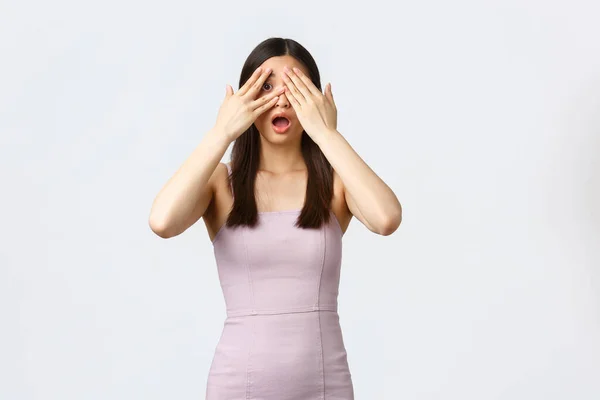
[252,55,311,143]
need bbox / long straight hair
[225,37,334,230]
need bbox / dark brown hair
[225,37,334,231]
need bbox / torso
[203,162,352,242]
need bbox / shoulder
[203,162,232,221]
[331,168,353,231]
[207,162,230,190]
[214,162,232,191]
[331,168,346,203]
[205,162,232,209]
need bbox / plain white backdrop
[2,0,600,399]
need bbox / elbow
[379,207,402,236]
[148,213,176,239]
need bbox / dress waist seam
[226,304,338,318]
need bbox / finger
[250,86,285,110]
[253,95,280,115]
[284,89,302,111]
[237,67,265,96]
[291,67,322,97]
[283,67,310,102]
[325,83,335,105]
[243,67,273,99]
[282,74,306,105]
[225,84,234,98]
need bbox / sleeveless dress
[205,163,355,400]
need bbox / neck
[258,136,306,174]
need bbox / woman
[149,37,402,399]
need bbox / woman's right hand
[214,67,285,142]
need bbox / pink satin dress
[206,163,354,400]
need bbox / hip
[206,310,354,399]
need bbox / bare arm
[148,127,231,238]
[279,67,401,236]
[149,66,284,238]
[317,129,402,236]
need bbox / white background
[2,0,600,399]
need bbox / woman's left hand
[282,66,337,141]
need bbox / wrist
[209,125,235,146]
[206,126,234,149]
[314,128,339,146]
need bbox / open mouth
[271,116,291,133]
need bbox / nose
[275,87,290,108]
